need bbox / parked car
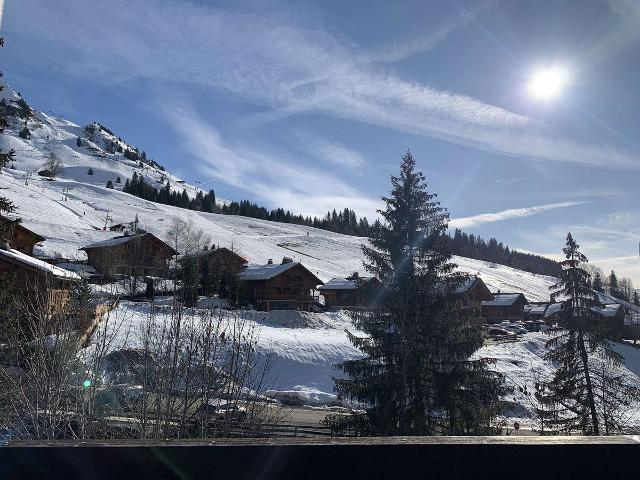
[196,398,247,422]
[487,327,515,338]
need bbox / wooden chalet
[0,215,45,256]
[545,301,628,340]
[524,302,549,321]
[81,233,177,277]
[457,276,494,325]
[318,274,382,308]
[179,246,248,296]
[481,292,528,323]
[238,257,322,311]
[0,245,80,333]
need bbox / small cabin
[545,301,627,340]
[81,233,177,277]
[457,276,494,325]
[0,245,80,334]
[0,215,45,256]
[481,293,528,323]
[318,274,382,308]
[179,246,248,296]
[524,302,549,321]
[238,258,322,311]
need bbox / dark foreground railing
[1,436,639,480]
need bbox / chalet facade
[81,233,177,277]
[318,274,382,308]
[238,258,322,311]
[524,302,549,321]
[0,215,45,256]
[457,276,494,325]
[179,246,248,296]
[481,292,528,323]
[0,246,80,335]
[545,301,628,340]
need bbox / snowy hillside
[4,80,640,424]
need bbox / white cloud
[7,0,640,170]
[162,102,380,219]
[449,201,586,229]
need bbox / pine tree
[592,271,604,293]
[334,151,505,436]
[106,180,114,189]
[76,137,82,147]
[116,176,121,184]
[87,167,94,175]
[608,271,619,298]
[536,233,622,435]
[18,124,31,139]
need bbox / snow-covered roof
[238,260,300,281]
[81,233,176,253]
[482,293,526,307]
[525,304,548,314]
[545,302,624,319]
[0,248,81,280]
[456,276,482,294]
[318,276,376,291]
[593,304,623,318]
[0,214,46,242]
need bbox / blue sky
[1,0,639,282]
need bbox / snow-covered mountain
[0,79,561,298]
[4,80,640,424]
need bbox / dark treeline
[122,173,560,275]
[443,229,561,277]
[122,173,372,236]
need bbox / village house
[80,232,177,277]
[0,244,80,334]
[0,215,45,256]
[318,273,383,308]
[179,246,248,296]
[545,301,628,340]
[481,292,529,323]
[457,276,494,325]
[238,257,322,311]
[524,302,549,321]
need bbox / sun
[527,66,568,101]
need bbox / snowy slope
[6,81,640,421]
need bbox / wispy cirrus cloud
[163,101,380,219]
[449,201,586,229]
[7,0,640,170]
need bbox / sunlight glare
[527,66,568,101]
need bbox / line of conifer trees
[122,172,372,236]
[121,172,567,277]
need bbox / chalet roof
[238,260,321,285]
[524,303,548,315]
[318,276,378,291]
[180,247,248,263]
[238,261,300,281]
[0,247,81,280]
[81,233,177,254]
[544,302,623,319]
[0,214,46,242]
[482,293,527,307]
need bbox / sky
[1,0,639,283]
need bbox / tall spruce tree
[592,271,604,293]
[608,270,620,298]
[536,233,624,435]
[334,151,506,436]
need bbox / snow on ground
[474,333,640,427]
[83,301,362,406]
[7,80,639,420]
